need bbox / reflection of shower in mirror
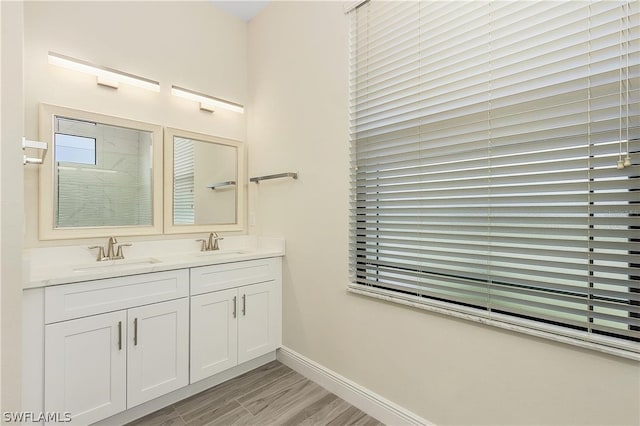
[38,104,163,240]
[53,115,154,228]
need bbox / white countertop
[23,236,285,289]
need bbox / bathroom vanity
[21,103,282,425]
[22,237,284,425]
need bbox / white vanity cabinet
[44,311,127,425]
[125,298,189,407]
[190,289,239,380]
[42,270,189,425]
[190,258,281,383]
[23,254,283,426]
[237,281,279,364]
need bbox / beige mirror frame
[38,104,163,240]
[163,127,245,234]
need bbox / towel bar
[250,172,298,183]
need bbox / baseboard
[276,346,433,426]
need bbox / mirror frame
[38,104,164,240]
[163,127,245,234]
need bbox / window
[349,0,640,357]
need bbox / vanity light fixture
[48,52,160,92]
[171,85,245,114]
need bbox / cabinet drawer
[190,258,277,296]
[45,270,189,324]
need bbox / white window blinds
[173,137,195,224]
[349,0,640,355]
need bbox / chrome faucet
[89,236,131,261]
[196,232,224,251]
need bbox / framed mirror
[39,104,163,240]
[163,128,245,234]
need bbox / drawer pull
[242,294,246,316]
[134,318,138,346]
[233,296,237,318]
[118,321,122,350]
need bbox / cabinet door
[190,288,238,383]
[45,310,126,425]
[238,281,278,364]
[127,298,189,408]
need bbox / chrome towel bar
[207,181,236,189]
[250,172,298,183]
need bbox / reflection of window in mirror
[55,134,96,165]
[173,137,195,224]
[163,127,244,234]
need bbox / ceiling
[211,1,269,22]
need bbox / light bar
[48,52,160,92]
[171,85,244,114]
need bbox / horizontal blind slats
[351,0,640,349]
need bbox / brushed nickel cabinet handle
[233,296,237,318]
[134,318,138,346]
[118,321,122,350]
[242,294,246,316]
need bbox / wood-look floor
[126,361,384,426]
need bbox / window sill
[347,283,640,362]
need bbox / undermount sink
[72,257,163,273]
[195,249,250,257]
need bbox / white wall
[247,2,640,425]
[1,0,24,416]
[23,1,248,247]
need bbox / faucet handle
[196,239,208,251]
[89,245,106,261]
[115,243,132,260]
[212,236,224,250]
